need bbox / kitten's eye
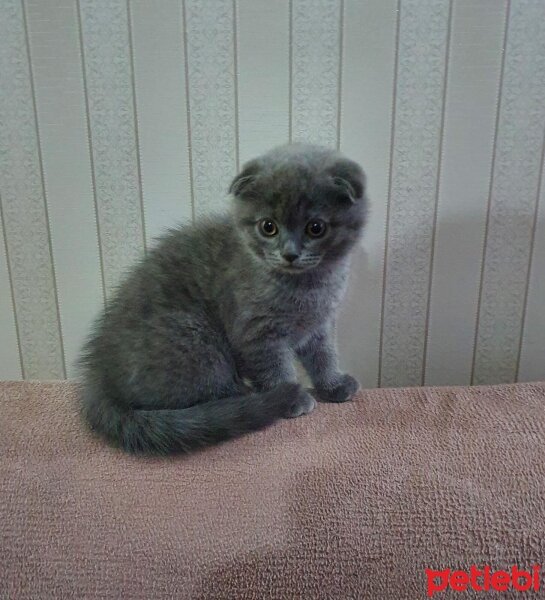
[306,219,326,238]
[258,218,278,237]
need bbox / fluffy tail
[81,383,301,455]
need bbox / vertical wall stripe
[236,0,290,165]
[425,0,508,386]
[232,0,240,172]
[291,0,341,147]
[0,201,23,380]
[130,0,193,244]
[22,0,67,378]
[470,1,510,386]
[473,0,545,385]
[25,0,104,378]
[337,0,399,389]
[380,0,451,387]
[335,0,344,151]
[76,0,107,307]
[79,0,145,297]
[126,0,146,252]
[518,143,545,382]
[185,0,237,214]
[0,0,64,379]
[421,0,453,386]
[181,0,195,224]
[377,0,401,389]
[288,0,293,144]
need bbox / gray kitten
[79,144,367,454]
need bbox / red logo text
[426,565,540,597]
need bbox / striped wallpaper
[0,0,544,388]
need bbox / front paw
[283,384,317,418]
[313,373,360,403]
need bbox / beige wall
[1,0,544,386]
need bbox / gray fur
[79,143,367,454]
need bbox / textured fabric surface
[1,381,545,599]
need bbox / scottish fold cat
[80,144,367,454]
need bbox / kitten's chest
[249,277,344,341]
[226,267,348,346]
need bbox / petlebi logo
[425,565,541,596]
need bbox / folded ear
[229,159,261,198]
[328,158,365,203]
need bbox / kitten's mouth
[279,264,304,272]
[263,255,321,273]
[275,261,319,273]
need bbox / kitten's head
[230,144,367,274]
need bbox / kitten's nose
[282,252,299,263]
